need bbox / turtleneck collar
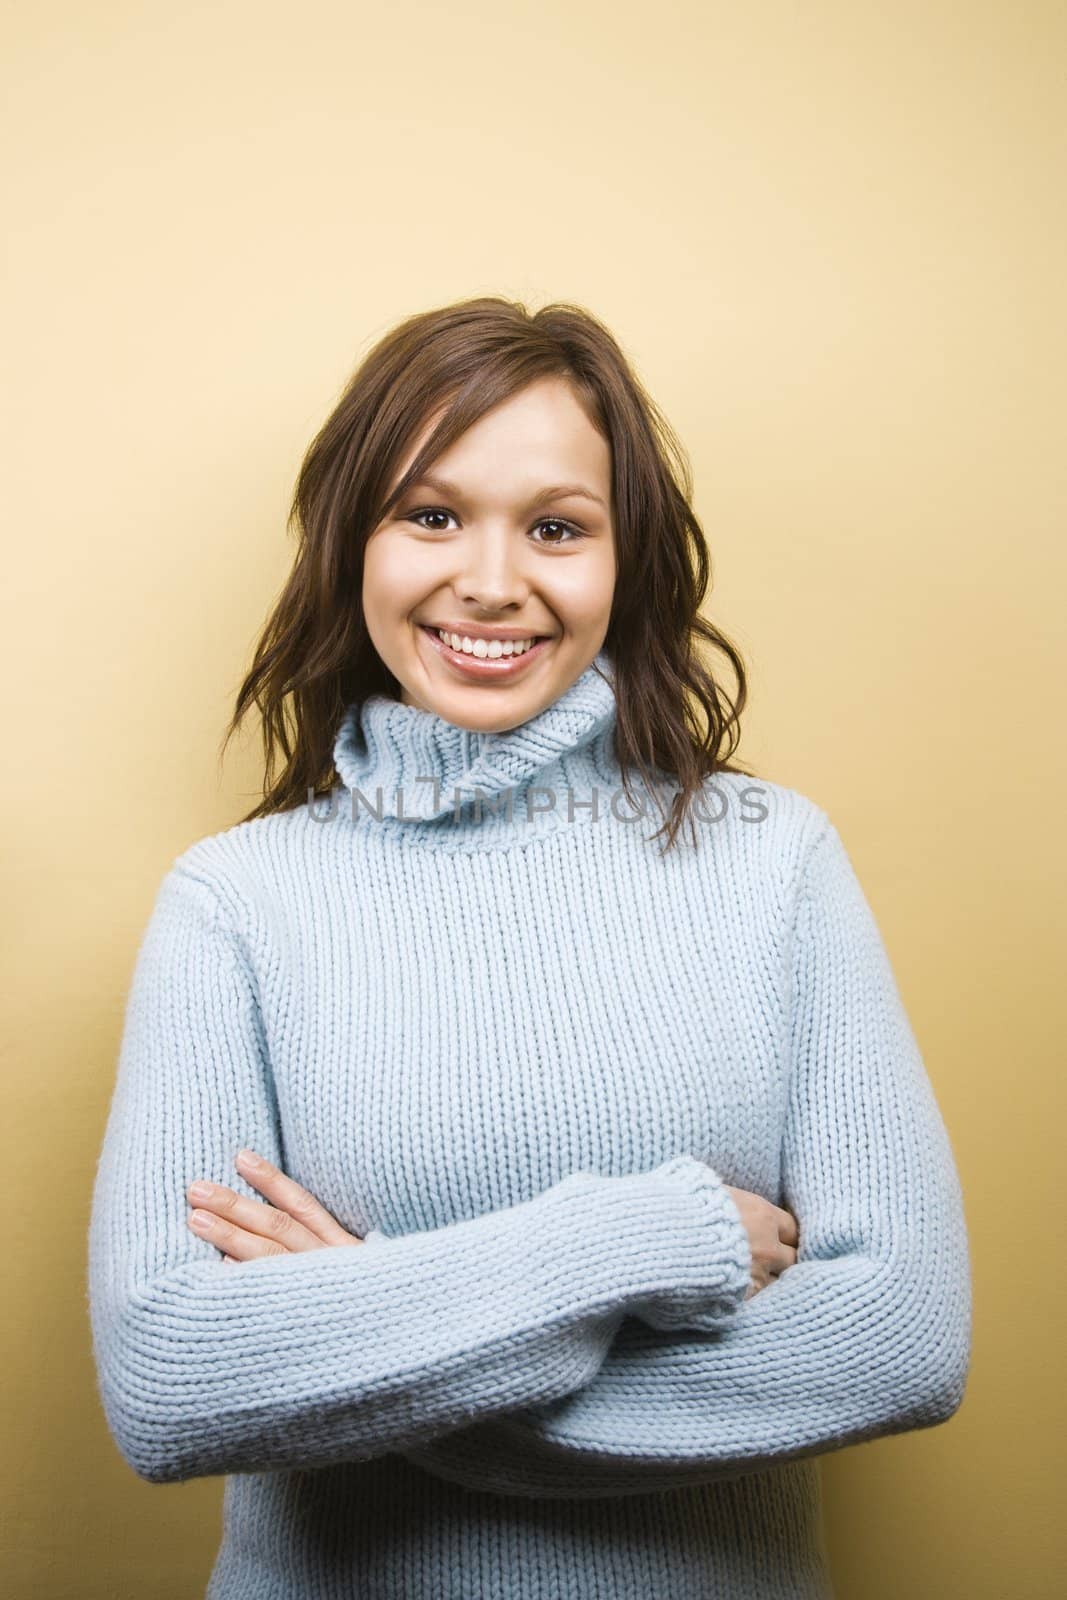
[332,649,618,829]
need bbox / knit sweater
[87,649,972,1600]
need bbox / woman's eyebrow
[404,473,606,511]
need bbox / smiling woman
[361,373,619,720]
[207,292,753,840]
[87,294,971,1600]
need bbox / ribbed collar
[332,649,618,827]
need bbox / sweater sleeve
[87,860,753,1485]
[399,817,974,1499]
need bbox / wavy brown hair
[220,295,756,852]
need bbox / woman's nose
[453,527,530,611]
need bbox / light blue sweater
[87,649,972,1599]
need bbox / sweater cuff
[634,1154,753,1333]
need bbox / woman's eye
[407,508,455,531]
[404,509,585,545]
[531,519,584,546]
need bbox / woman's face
[361,375,617,731]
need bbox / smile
[418,625,553,680]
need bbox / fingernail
[236,1148,261,1169]
[188,1181,214,1200]
[190,1210,214,1228]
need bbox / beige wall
[4,2,1063,1595]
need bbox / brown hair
[221,294,756,852]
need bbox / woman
[88,296,972,1599]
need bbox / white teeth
[437,630,538,657]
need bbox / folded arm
[403,817,974,1498]
[87,858,753,1484]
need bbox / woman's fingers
[233,1149,360,1247]
[187,1203,298,1260]
[185,1177,325,1253]
[183,1149,363,1262]
[775,1205,799,1247]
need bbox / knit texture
[87,649,972,1599]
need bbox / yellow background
[3,2,1063,1595]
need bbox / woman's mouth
[417,624,553,681]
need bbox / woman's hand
[185,1148,364,1263]
[725,1183,799,1299]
